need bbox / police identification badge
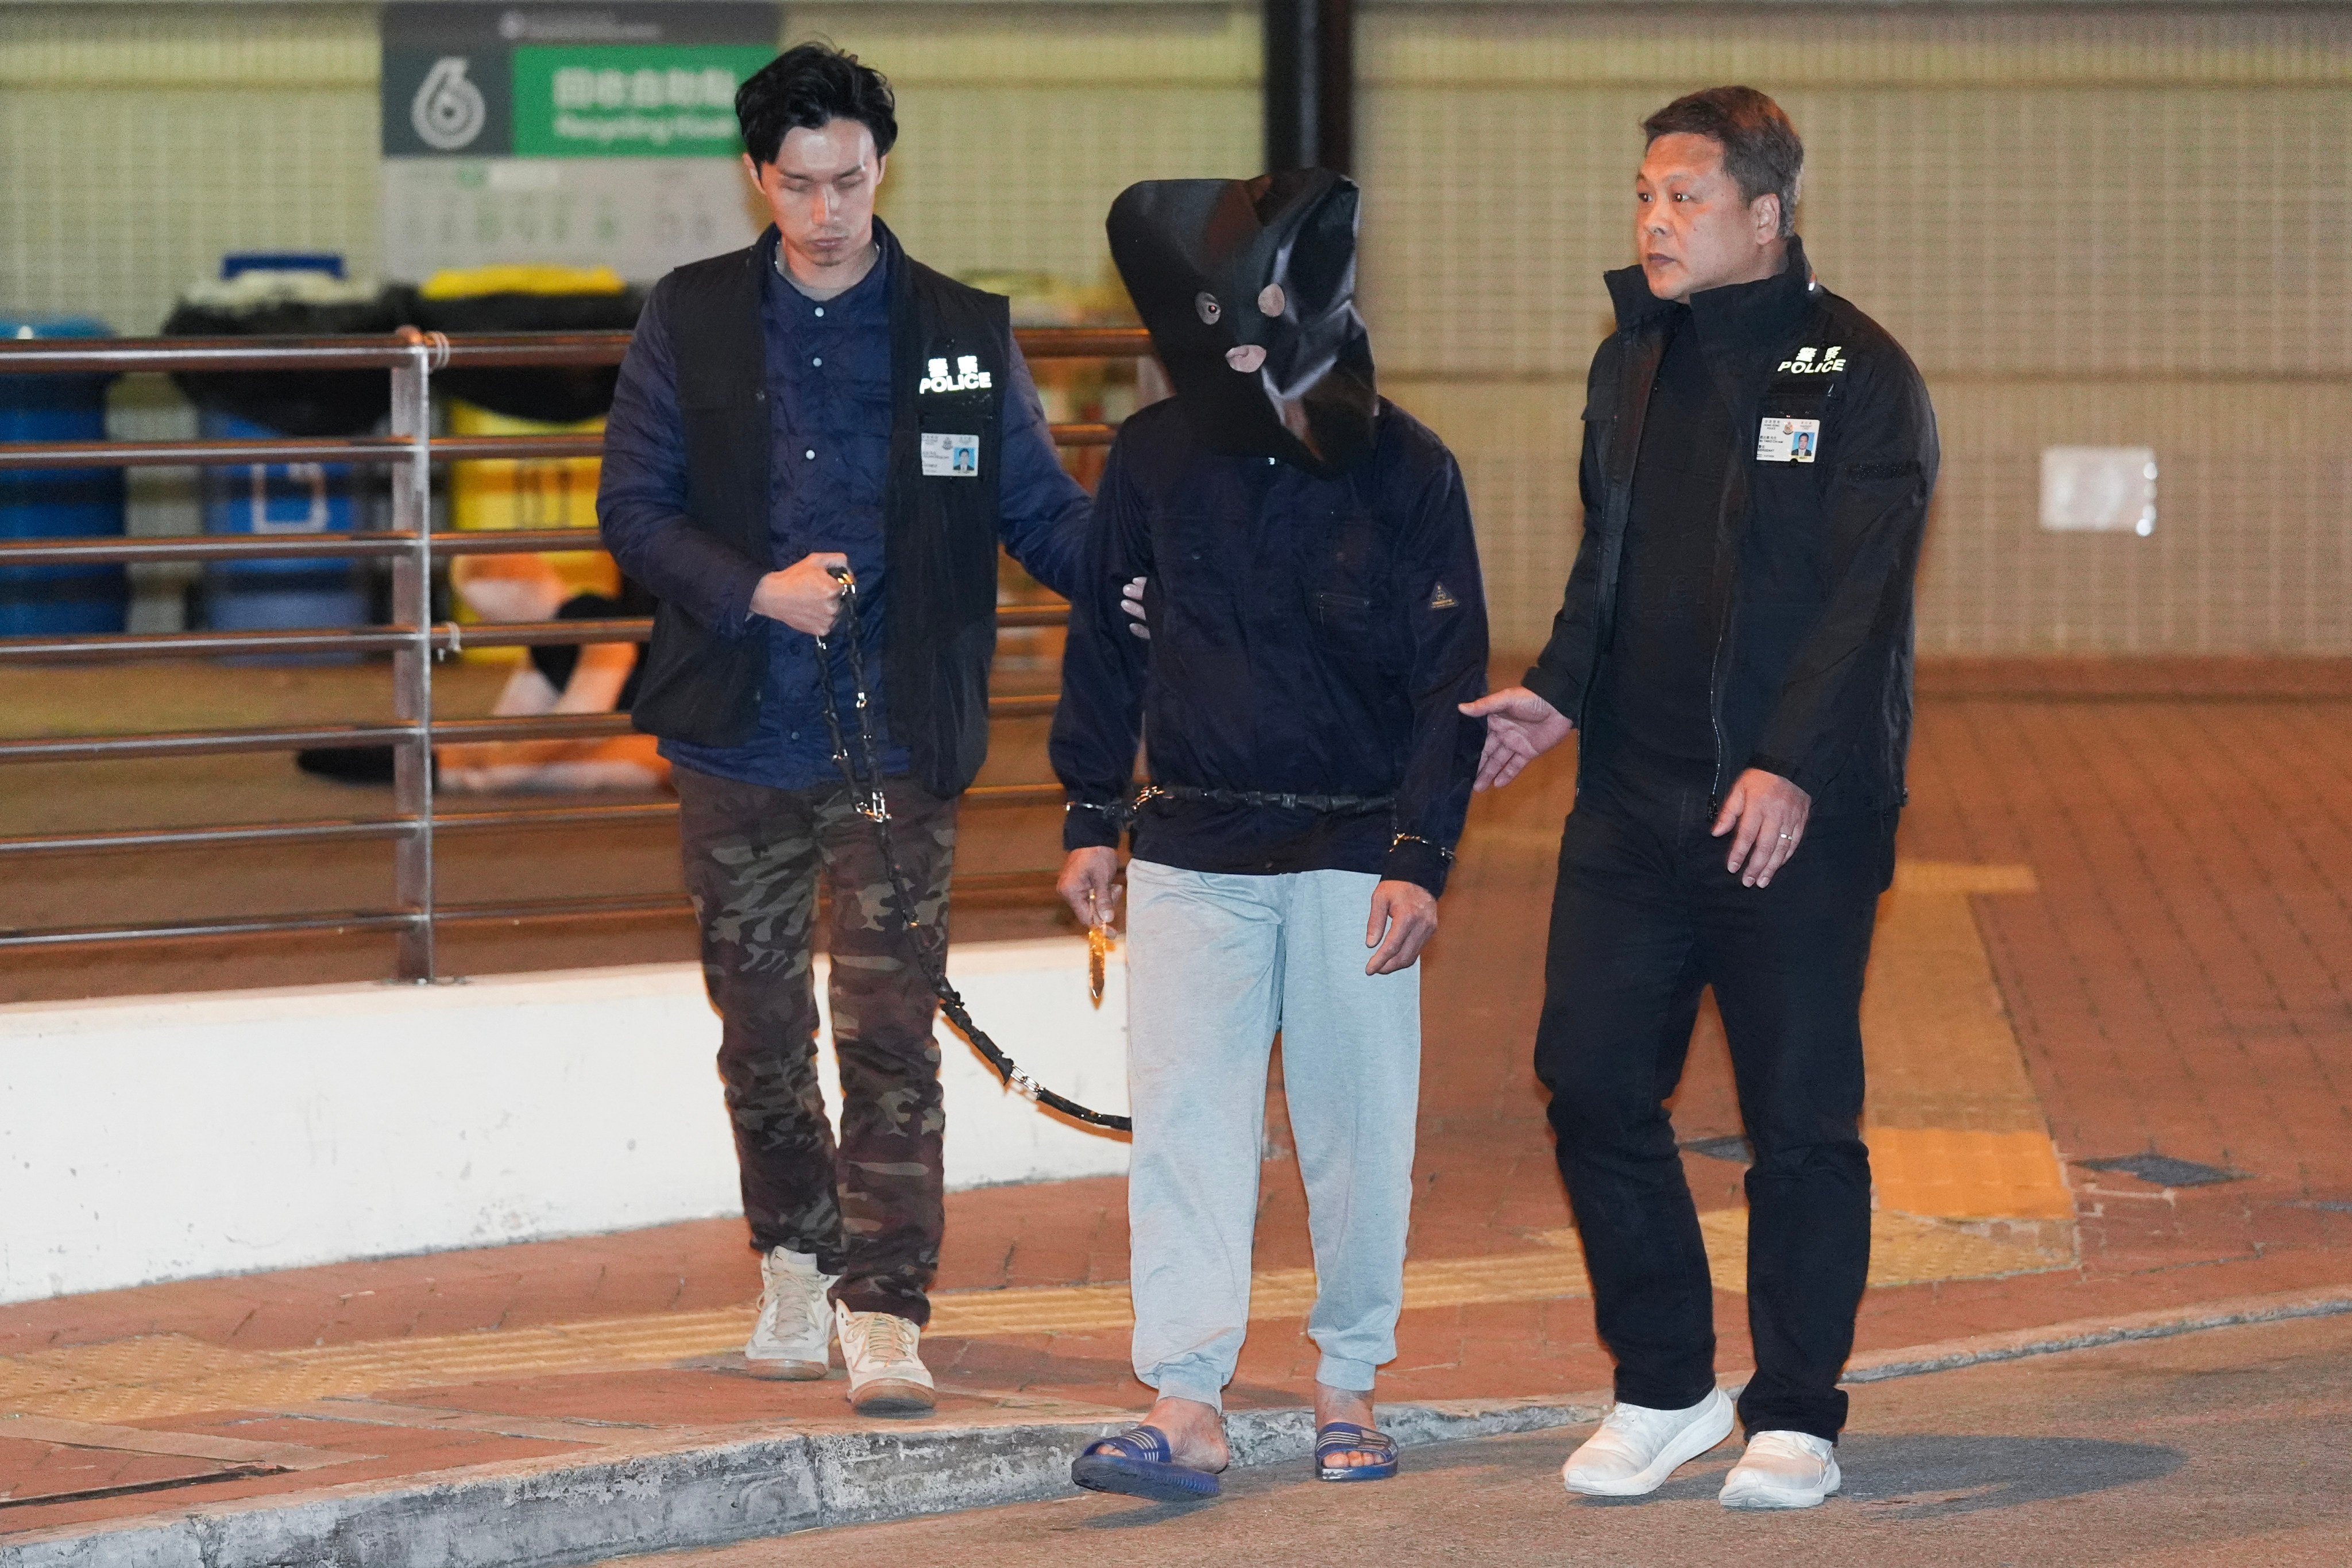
[920,433,981,477]
[1757,416,1821,464]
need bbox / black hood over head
[1107,169,1377,477]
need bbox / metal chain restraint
[810,568,1132,1133]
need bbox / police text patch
[918,356,992,395]
[1775,345,1846,375]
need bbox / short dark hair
[1642,86,1803,238]
[735,42,897,165]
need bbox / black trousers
[1534,738,1895,1441]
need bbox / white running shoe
[1719,1429,1841,1509]
[742,1247,836,1380]
[835,1302,936,1417]
[1561,1388,1736,1496]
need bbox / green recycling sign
[514,45,774,157]
[380,3,782,282]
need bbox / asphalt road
[618,1310,2352,1568]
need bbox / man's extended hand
[1458,686,1575,791]
[1121,576,1148,639]
[1712,767,1812,888]
[1057,846,1121,929]
[750,552,852,635]
[1365,880,1438,975]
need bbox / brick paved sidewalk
[6,675,2352,1542]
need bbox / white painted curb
[0,940,1129,1304]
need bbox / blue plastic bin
[198,408,366,663]
[0,316,128,637]
[222,252,345,281]
[191,254,369,664]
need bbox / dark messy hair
[1642,86,1803,237]
[735,41,897,165]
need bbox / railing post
[0,329,1125,965]
[391,341,438,981]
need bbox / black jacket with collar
[613,220,1023,801]
[1523,237,1939,817]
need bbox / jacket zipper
[1584,333,1660,736]
[1706,360,1749,805]
[1710,356,1843,801]
[1707,484,1735,804]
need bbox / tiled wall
[794,3,1261,291]
[1360,5,2352,652]
[0,6,383,338]
[3,3,2347,652]
[0,2,1258,333]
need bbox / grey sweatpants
[1123,858,1423,1409]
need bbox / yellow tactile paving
[1694,1208,2072,1293]
[1864,875,2053,1134]
[0,1345,351,1426]
[1866,1126,2076,1220]
[0,1333,275,1401]
[0,1208,2072,1428]
[1858,864,2078,1238]
[0,860,2075,1431]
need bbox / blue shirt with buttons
[599,224,1092,791]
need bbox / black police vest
[627,225,1011,799]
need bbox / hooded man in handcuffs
[1051,172,1490,1500]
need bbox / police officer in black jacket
[1465,87,1937,1509]
[598,44,1088,1419]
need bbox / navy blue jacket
[599,222,1090,790]
[1052,399,1488,897]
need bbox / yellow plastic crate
[447,401,618,663]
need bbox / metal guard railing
[0,327,1151,979]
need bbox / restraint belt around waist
[1136,784,1396,815]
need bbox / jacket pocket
[1311,588,1376,633]
[1308,513,1397,668]
[1579,400,1612,451]
[630,599,763,746]
[1152,511,1237,644]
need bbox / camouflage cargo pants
[674,764,956,1327]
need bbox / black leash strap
[812,569,1133,1134]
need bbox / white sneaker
[1561,1388,1736,1496]
[1719,1429,1841,1509]
[835,1302,936,1417]
[743,1247,836,1380]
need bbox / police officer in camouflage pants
[598,44,1087,1416]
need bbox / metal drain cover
[2076,1153,2247,1188]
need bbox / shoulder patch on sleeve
[1429,581,1459,611]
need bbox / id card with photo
[1757,416,1821,464]
[920,433,981,477]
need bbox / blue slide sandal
[1315,1420,1400,1482]
[1071,1424,1223,1502]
